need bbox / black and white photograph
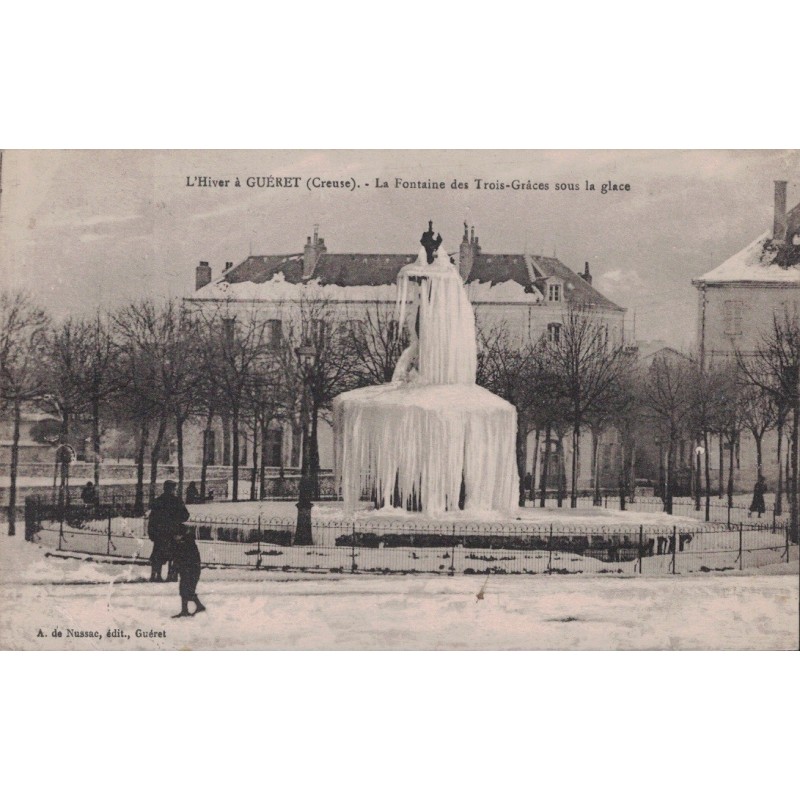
[1,149,798,650]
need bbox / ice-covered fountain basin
[334,382,516,515]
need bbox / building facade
[183,224,627,491]
[692,180,800,491]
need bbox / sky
[1,149,798,348]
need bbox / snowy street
[1,533,797,650]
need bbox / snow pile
[334,243,517,517]
[697,231,800,283]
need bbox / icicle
[333,233,517,517]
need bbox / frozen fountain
[333,223,517,517]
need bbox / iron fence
[25,497,796,577]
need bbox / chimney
[195,260,212,290]
[459,222,480,281]
[225,261,233,271]
[303,226,326,279]
[582,261,592,285]
[774,180,788,242]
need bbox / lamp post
[695,445,704,511]
[295,344,316,546]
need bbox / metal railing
[25,497,796,577]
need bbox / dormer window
[548,282,562,302]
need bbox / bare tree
[278,297,360,497]
[477,324,553,507]
[738,310,800,541]
[641,351,695,514]
[544,306,627,508]
[347,301,407,386]
[114,300,200,507]
[0,292,49,535]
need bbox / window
[548,283,562,302]
[311,319,327,344]
[265,319,282,348]
[264,428,283,467]
[222,317,235,345]
[388,320,399,341]
[547,322,562,343]
[723,300,743,336]
[339,319,365,341]
[203,430,216,466]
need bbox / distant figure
[749,475,767,518]
[524,472,532,492]
[81,481,98,507]
[185,481,200,505]
[147,480,189,582]
[172,527,205,618]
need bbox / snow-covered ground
[1,531,796,650]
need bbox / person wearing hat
[172,526,206,618]
[147,480,189,582]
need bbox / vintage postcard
[1,149,798,650]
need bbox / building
[692,180,800,490]
[184,224,627,490]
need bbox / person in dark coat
[81,481,98,507]
[172,527,205,618]
[185,481,200,505]
[749,474,767,518]
[148,480,189,582]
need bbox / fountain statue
[333,224,517,516]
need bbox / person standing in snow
[147,480,189,582]
[749,474,767,518]
[171,527,205,618]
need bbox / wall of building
[699,282,799,360]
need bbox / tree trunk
[232,405,240,501]
[754,433,763,479]
[259,420,268,500]
[718,435,724,498]
[570,424,580,508]
[775,420,784,516]
[59,413,70,510]
[703,430,711,522]
[310,405,321,500]
[176,414,185,498]
[665,439,674,515]
[135,418,149,516]
[727,433,735,508]
[557,436,566,508]
[539,423,551,508]
[8,401,21,536]
[530,428,540,504]
[250,410,259,501]
[148,413,168,506]
[790,398,799,543]
[92,396,101,487]
[592,429,602,506]
[515,420,526,507]
[200,408,214,503]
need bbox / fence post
[256,513,262,570]
[786,522,790,563]
[638,525,643,575]
[671,526,676,575]
[738,522,743,571]
[548,524,553,573]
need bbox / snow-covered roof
[694,231,800,285]
[192,250,624,310]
